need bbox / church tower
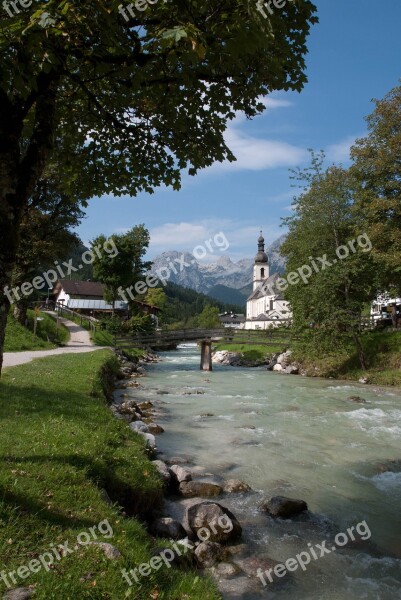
[253,230,269,291]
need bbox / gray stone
[139,432,157,449]
[261,496,308,519]
[152,460,172,485]
[273,363,283,372]
[147,423,165,434]
[3,590,33,600]
[348,395,367,403]
[151,517,187,540]
[285,365,299,375]
[179,481,223,498]
[187,501,242,543]
[129,420,149,433]
[89,542,122,560]
[195,541,224,568]
[170,464,192,483]
[211,561,241,578]
[223,480,252,494]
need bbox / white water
[130,345,401,599]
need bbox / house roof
[58,279,105,298]
[247,272,285,301]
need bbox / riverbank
[214,329,401,387]
[0,351,220,599]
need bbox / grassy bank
[0,351,220,599]
[293,330,401,386]
[4,311,69,352]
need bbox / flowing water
[127,345,401,599]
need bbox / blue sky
[78,0,401,262]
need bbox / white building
[245,232,292,330]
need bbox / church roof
[247,272,285,301]
[255,230,268,264]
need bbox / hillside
[163,282,244,325]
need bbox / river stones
[152,460,172,485]
[147,423,165,434]
[179,481,223,498]
[187,502,242,543]
[151,517,187,540]
[223,480,252,494]
[170,465,192,483]
[195,541,225,567]
[261,496,308,519]
[3,589,34,600]
[129,420,149,433]
[348,395,367,404]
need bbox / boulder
[223,480,252,494]
[152,460,172,485]
[276,350,292,367]
[285,365,299,375]
[261,496,308,519]
[212,351,242,366]
[138,431,157,449]
[273,364,283,372]
[147,424,165,434]
[358,377,369,384]
[170,464,192,483]
[129,420,149,433]
[187,501,242,543]
[151,517,187,540]
[179,481,223,498]
[195,541,225,568]
[211,562,241,578]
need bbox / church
[245,232,292,330]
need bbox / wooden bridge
[114,327,293,371]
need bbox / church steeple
[253,230,269,290]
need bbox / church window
[261,268,265,278]
[270,299,274,311]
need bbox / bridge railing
[114,326,296,350]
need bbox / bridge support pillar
[200,339,213,371]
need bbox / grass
[0,350,220,599]
[213,342,285,362]
[92,329,114,346]
[4,311,69,352]
[293,330,401,386]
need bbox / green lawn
[4,311,69,352]
[0,351,220,599]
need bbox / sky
[77,0,401,263]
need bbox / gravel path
[3,315,106,368]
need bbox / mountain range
[151,234,287,306]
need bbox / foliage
[91,226,151,308]
[196,305,221,328]
[124,314,154,334]
[144,287,167,310]
[281,152,378,368]
[351,83,401,294]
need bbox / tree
[197,305,221,329]
[144,288,167,310]
[12,172,85,323]
[350,83,401,293]
[0,0,317,373]
[281,152,378,369]
[91,226,151,312]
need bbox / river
[131,344,401,599]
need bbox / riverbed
[129,344,401,599]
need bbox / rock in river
[187,501,242,543]
[261,496,308,519]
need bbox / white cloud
[326,135,359,163]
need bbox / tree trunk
[353,332,367,371]
[14,300,28,325]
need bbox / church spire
[255,230,268,264]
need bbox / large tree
[91,225,151,312]
[350,83,401,294]
[281,153,378,369]
[0,0,317,373]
